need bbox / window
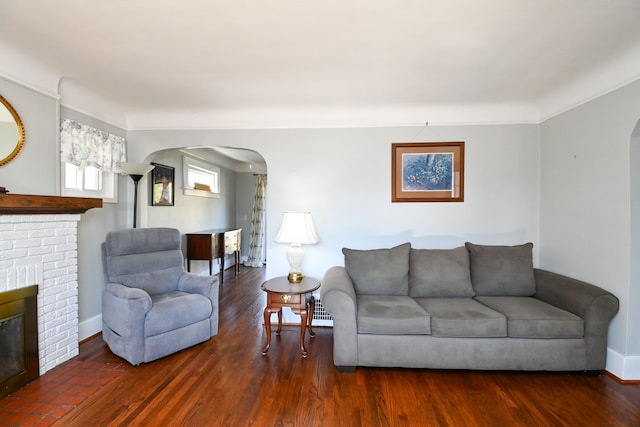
[183,156,220,198]
[62,163,117,202]
[59,118,126,204]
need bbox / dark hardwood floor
[60,266,639,426]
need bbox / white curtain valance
[60,118,126,172]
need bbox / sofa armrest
[178,273,220,336]
[102,283,152,339]
[321,266,358,368]
[534,268,619,370]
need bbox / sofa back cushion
[409,247,475,297]
[465,242,536,296]
[343,243,410,295]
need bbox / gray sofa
[102,227,219,365]
[320,242,619,372]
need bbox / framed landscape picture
[151,163,175,206]
[392,142,464,202]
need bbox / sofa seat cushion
[357,295,431,335]
[415,298,506,337]
[465,242,536,296]
[475,296,584,339]
[343,243,411,295]
[145,291,213,337]
[409,247,475,298]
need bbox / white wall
[631,122,640,358]
[59,107,130,339]
[540,79,640,379]
[0,76,58,194]
[128,124,540,282]
[0,78,130,340]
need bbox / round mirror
[0,94,25,167]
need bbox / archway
[140,146,268,271]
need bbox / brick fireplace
[0,192,101,394]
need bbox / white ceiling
[1,0,640,129]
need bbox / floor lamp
[118,162,154,228]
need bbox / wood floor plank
[59,266,640,426]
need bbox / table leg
[308,295,316,338]
[219,256,224,285]
[276,308,283,335]
[262,306,274,355]
[299,309,308,358]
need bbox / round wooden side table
[260,276,321,357]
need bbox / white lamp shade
[117,162,154,176]
[275,212,319,244]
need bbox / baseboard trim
[604,370,640,384]
[78,314,102,342]
[606,347,640,381]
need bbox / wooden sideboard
[185,229,241,284]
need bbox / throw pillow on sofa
[409,247,475,298]
[465,242,536,296]
[343,242,411,295]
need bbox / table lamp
[118,162,154,228]
[275,211,319,283]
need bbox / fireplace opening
[0,285,39,399]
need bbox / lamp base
[287,272,304,283]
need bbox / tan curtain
[245,174,267,267]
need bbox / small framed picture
[151,163,175,206]
[392,142,465,202]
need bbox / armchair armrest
[321,266,358,368]
[534,268,619,370]
[102,283,152,339]
[178,272,219,301]
[178,272,220,336]
[104,282,152,302]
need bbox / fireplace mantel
[0,193,102,215]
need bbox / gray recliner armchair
[101,227,219,365]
